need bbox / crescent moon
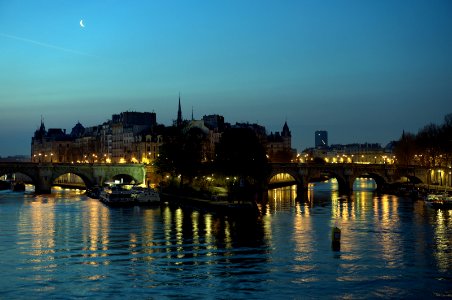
[80,20,85,28]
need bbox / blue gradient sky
[1,0,452,156]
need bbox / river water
[0,179,451,299]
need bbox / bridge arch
[0,169,39,188]
[351,172,388,191]
[396,175,423,184]
[268,172,298,188]
[51,172,92,189]
[0,162,146,194]
[306,171,349,193]
[109,174,138,184]
[0,171,36,189]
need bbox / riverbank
[160,191,259,216]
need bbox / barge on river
[99,183,160,207]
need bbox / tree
[393,131,417,165]
[393,113,452,167]
[417,123,441,167]
[155,126,207,187]
[215,128,269,183]
[441,113,452,167]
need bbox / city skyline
[1,1,452,156]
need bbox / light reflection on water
[0,180,451,299]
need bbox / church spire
[282,120,291,137]
[177,92,182,127]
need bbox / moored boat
[131,186,161,205]
[425,193,452,209]
[99,183,160,207]
[86,185,102,199]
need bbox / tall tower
[281,121,292,149]
[177,93,182,127]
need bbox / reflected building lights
[142,209,156,258]
[27,200,56,260]
[174,208,185,259]
[292,201,314,274]
[191,211,200,255]
[373,195,401,266]
[163,206,173,257]
[224,220,232,249]
[433,209,452,272]
[82,199,110,263]
[129,233,138,256]
[204,214,215,256]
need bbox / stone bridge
[0,162,146,194]
[268,163,431,193]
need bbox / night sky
[1,1,452,156]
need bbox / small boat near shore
[99,183,160,207]
[425,193,452,209]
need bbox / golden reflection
[129,233,138,255]
[82,200,110,264]
[224,220,232,249]
[142,209,155,257]
[262,212,273,244]
[175,208,184,249]
[307,184,314,202]
[267,185,297,211]
[373,195,401,266]
[330,179,375,254]
[433,209,452,272]
[292,201,314,273]
[191,211,200,255]
[204,214,215,255]
[163,206,173,256]
[24,199,56,261]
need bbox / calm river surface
[0,179,451,299]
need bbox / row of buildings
[31,98,395,165]
[303,129,395,164]
[31,99,295,164]
[31,111,162,164]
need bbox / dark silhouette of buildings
[31,97,296,163]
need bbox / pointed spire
[282,120,291,137]
[191,106,194,121]
[177,92,182,127]
[39,115,45,132]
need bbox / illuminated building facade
[267,121,295,162]
[31,111,160,164]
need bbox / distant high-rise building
[315,130,328,148]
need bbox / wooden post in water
[332,226,341,251]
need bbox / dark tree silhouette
[155,126,207,187]
[393,131,418,165]
[215,128,269,183]
[393,113,452,167]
